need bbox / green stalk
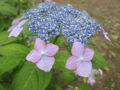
[18,0,22,15]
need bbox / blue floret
[24,1,103,44]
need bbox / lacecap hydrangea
[23,1,104,44]
[8,0,110,86]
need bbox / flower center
[79,57,84,61]
[40,51,45,55]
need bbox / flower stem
[53,35,60,44]
[18,0,22,15]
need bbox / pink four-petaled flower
[66,42,94,77]
[26,38,59,72]
[87,69,103,86]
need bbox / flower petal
[8,25,16,32]
[34,38,46,51]
[83,48,94,62]
[26,49,41,63]
[72,42,84,57]
[17,19,28,28]
[75,62,92,77]
[36,56,55,72]
[45,43,59,56]
[8,27,23,37]
[98,69,103,76]
[87,76,96,86]
[66,56,79,70]
[12,17,22,25]
[103,32,111,41]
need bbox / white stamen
[79,57,84,61]
[40,51,45,55]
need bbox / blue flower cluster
[24,1,103,44]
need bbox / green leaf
[0,0,8,2]
[0,44,29,76]
[46,74,58,90]
[0,18,12,31]
[11,62,52,90]
[0,83,10,90]
[54,50,75,84]
[56,85,63,90]
[0,84,6,90]
[90,39,96,45]
[110,51,116,57]
[0,32,17,45]
[78,83,92,90]
[101,43,108,49]
[92,50,107,69]
[61,70,75,84]
[54,50,70,71]
[46,74,63,90]
[0,3,17,16]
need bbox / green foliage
[0,3,17,16]
[46,74,59,90]
[0,0,8,2]
[101,43,108,49]
[0,0,32,31]
[11,62,52,90]
[0,1,17,31]
[71,83,92,90]
[46,74,63,90]
[54,50,75,84]
[56,85,63,90]
[110,51,116,57]
[54,50,70,71]
[50,35,65,45]
[90,39,96,45]
[72,83,92,90]
[0,44,29,76]
[79,83,92,90]
[61,70,75,84]
[21,0,34,10]
[55,35,65,46]
[0,18,12,31]
[0,31,17,45]
[92,50,107,69]
[65,43,72,54]
[0,83,10,90]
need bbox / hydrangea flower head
[8,1,110,43]
[23,2,104,44]
[66,42,94,77]
[26,38,59,72]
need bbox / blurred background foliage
[0,0,33,32]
